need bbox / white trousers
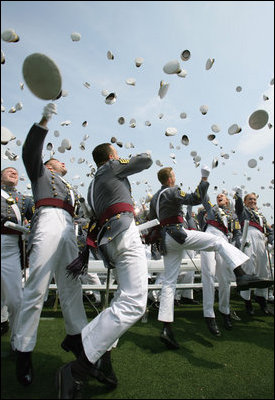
[1,234,23,349]
[240,226,269,300]
[14,208,88,352]
[200,225,234,317]
[158,229,249,322]
[82,220,148,364]
[175,250,195,300]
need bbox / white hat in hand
[42,103,57,121]
[201,165,210,178]
[233,186,242,197]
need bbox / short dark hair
[44,158,59,166]
[92,143,113,167]
[157,167,173,185]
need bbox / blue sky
[1,1,274,221]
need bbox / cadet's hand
[234,186,243,198]
[42,103,57,121]
[201,165,210,178]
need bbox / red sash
[99,202,135,227]
[241,220,263,233]
[35,198,75,217]
[160,216,184,226]
[206,219,228,234]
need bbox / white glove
[234,186,242,197]
[201,165,210,178]
[42,103,57,121]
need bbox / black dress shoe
[61,334,84,358]
[1,320,9,336]
[181,297,200,305]
[244,300,255,316]
[254,296,270,316]
[92,351,118,388]
[16,350,33,386]
[220,312,233,330]
[56,362,83,399]
[205,318,221,336]
[236,274,274,291]
[160,326,180,350]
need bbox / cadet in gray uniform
[15,104,88,387]
[148,167,272,350]
[200,192,242,336]
[234,189,274,315]
[56,142,153,399]
[1,166,34,351]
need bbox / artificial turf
[1,291,274,399]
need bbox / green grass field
[1,291,274,399]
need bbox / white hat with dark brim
[158,81,169,99]
[248,158,257,168]
[180,50,191,61]
[163,60,181,74]
[1,126,16,145]
[22,53,62,100]
[1,29,19,42]
[205,58,215,70]
[71,32,81,41]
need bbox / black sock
[71,350,94,381]
[233,266,245,277]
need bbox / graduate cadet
[15,103,88,386]
[148,166,273,350]
[56,142,153,399]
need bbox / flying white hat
[180,112,187,119]
[105,92,116,104]
[101,89,109,97]
[54,130,60,137]
[158,80,169,99]
[70,32,81,41]
[177,69,187,78]
[107,51,114,60]
[1,126,16,144]
[1,50,5,64]
[180,50,191,61]
[125,78,136,86]
[248,109,269,130]
[61,138,71,150]
[135,57,144,67]
[158,113,164,119]
[129,118,136,128]
[211,124,220,133]
[248,159,257,168]
[207,134,216,141]
[200,105,208,115]
[163,60,181,74]
[212,157,218,168]
[236,86,242,92]
[165,127,177,136]
[181,135,189,145]
[1,29,19,42]
[190,151,197,157]
[205,58,215,70]
[228,124,242,135]
[118,117,125,125]
[22,53,62,100]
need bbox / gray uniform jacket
[1,185,34,229]
[234,193,274,244]
[202,194,242,246]
[87,153,153,266]
[22,123,79,249]
[149,180,209,249]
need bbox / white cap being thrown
[22,53,62,100]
